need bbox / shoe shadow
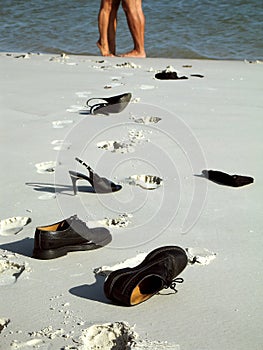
[0,238,34,258]
[25,182,69,194]
[69,275,110,304]
[194,173,207,179]
[25,182,96,195]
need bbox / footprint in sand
[97,140,135,154]
[38,193,56,200]
[66,62,77,66]
[49,53,76,65]
[10,339,44,349]
[0,259,28,286]
[130,115,162,125]
[128,129,150,143]
[111,76,122,81]
[0,318,10,333]
[66,105,84,113]
[52,120,73,129]
[78,321,178,350]
[186,247,217,265]
[139,84,155,90]
[51,140,72,151]
[14,53,31,59]
[125,174,163,190]
[0,216,31,236]
[91,213,132,229]
[104,82,124,89]
[78,322,137,350]
[115,61,141,69]
[97,129,150,154]
[131,97,140,103]
[35,161,57,174]
[75,91,91,98]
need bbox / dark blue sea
[0,0,262,60]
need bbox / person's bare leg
[108,0,121,55]
[121,0,146,57]
[97,0,115,56]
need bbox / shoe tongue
[59,221,65,228]
[70,217,91,237]
[67,215,80,225]
[58,215,79,231]
[58,220,68,230]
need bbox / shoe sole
[32,236,111,260]
[104,246,187,304]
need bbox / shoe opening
[130,275,163,305]
[38,220,69,232]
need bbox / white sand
[0,52,262,349]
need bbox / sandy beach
[0,52,262,349]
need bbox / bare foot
[120,50,146,58]
[97,41,115,57]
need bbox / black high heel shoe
[69,157,122,195]
[86,92,132,115]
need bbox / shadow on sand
[25,182,95,195]
[69,274,113,305]
[0,238,34,258]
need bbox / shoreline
[3,50,263,63]
[0,52,262,349]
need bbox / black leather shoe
[104,246,188,306]
[202,170,254,187]
[32,215,111,260]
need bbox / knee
[100,0,114,13]
[112,0,121,10]
[121,1,134,15]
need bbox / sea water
[0,0,262,60]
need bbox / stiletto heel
[69,172,77,195]
[69,170,92,195]
[69,158,122,194]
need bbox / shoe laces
[169,277,184,292]
[159,277,184,295]
[69,215,88,228]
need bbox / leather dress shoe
[32,215,111,260]
[104,246,188,306]
[202,170,254,187]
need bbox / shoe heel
[69,170,93,194]
[69,172,78,195]
[32,248,66,260]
